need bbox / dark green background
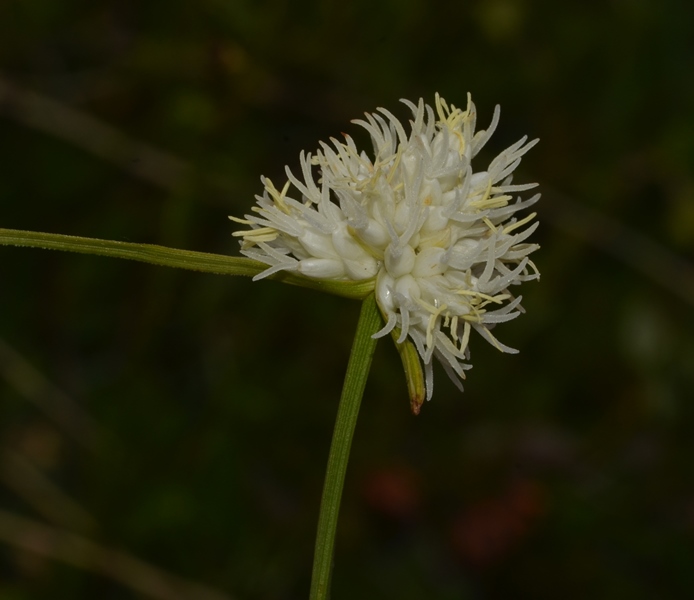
[1,0,694,598]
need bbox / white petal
[297,258,345,279]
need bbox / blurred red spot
[362,465,421,520]
[452,479,546,568]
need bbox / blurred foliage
[1,0,694,598]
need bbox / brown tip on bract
[410,396,423,416]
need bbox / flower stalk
[310,293,381,600]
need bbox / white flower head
[232,94,540,405]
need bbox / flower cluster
[232,94,539,401]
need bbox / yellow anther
[455,289,502,304]
[264,178,291,213]
[478,294,511,309]
[232,227,278,243]
[483,217,497,232]
[461,304,486,323]
[385,149,403,184]
[228,215,253,225]
[502,212,537,236]
[416,298,438,314]
[480,326,504,352]
[471,194,511,210]
[435,92,449,121]
[425,302,448,349]
[453,130,466,155]
[459,321,471,353]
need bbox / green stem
[0,228,374,300]
[310,293,381,600]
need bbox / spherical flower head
[232,94,540,403]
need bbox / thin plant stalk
[309,293,381,600]
[0,228,374,300]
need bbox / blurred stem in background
[0,508,231,600]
